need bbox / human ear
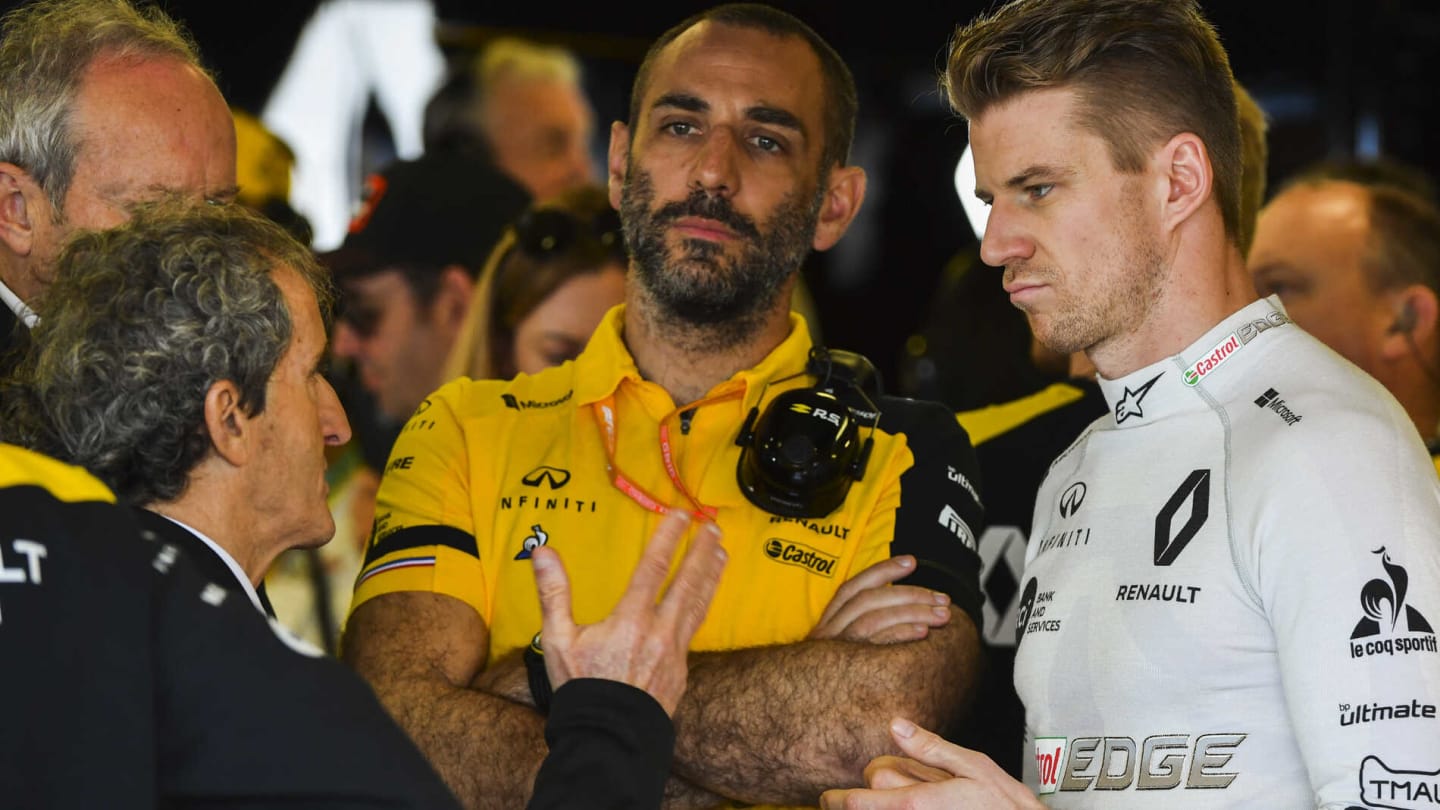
[1157,133,1213,235]
[202,379,251,467]
[607,121,631,211]
[811,164,867,252]
[0,162,42,258]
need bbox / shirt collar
[157,513,268,616]
[0,276,37,328]
[1097,296,1293,428]
[574,304,815,413]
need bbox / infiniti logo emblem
[1059,482,1086,518]
[522,466,571,489]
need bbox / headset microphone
[734,347,882,518]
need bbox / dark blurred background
[8,0,1436,395]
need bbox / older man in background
[0,0,236,367]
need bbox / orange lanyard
[592,389,742,520]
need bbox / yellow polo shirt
[351,307,984,807]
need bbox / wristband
[523,631,553,714]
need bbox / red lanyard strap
[592,390,741,520]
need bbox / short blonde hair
[945,0,1244,245]
[1234,82,1269,257]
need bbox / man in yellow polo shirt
[342,4,986,808]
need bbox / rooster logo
[1351,547,1434,638]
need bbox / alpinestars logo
[1350,548,1437,659]
[1254,388,1302,425]
[1114,374,1162,423]
[1154,469,1210,566]
[513,524,549,560]
[522,466,571,489]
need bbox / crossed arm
[344,555,980,809]
[669,607,978,805]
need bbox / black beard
[619,165,820,351]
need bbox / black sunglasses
[513,206,626,262]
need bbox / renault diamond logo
[1059,482,1087,519]
[1154,469,1210,566]
[522,466,571,489]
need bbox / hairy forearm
[671,613,979,805]
[371,673,546,810]
[661,775,729,809]
[475,656,728,809]
[343,595,548,810]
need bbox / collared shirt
[158,514,267,617]
[352,304,984,665]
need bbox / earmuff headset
[734,347,882,518]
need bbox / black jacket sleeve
[0,481,463,810]
[529,679,676,810]
[877,396,987,630]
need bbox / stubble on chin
[618,165,820,355]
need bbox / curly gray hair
[1,201,332,505]
[0,0,205,211]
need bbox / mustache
[1003,263,1052,285]
[651,189,761,240]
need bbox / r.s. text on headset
[735,347,883,519]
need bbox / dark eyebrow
[651,92,805,138]
[746,105,805,137]
[652,92,707,114]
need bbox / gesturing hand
[818,718,1043,809]
[529,509,727,716]
[809,555,952,644]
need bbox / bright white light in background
[263,0,445,250]
[954,143,989,241]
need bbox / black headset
[734,347,882,518]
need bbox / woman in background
[446,184,628,381]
